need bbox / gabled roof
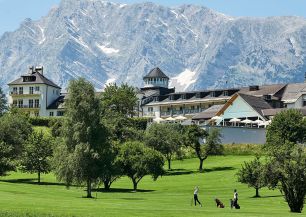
[47,94,66,109]
[8,71,61,89]
[281,83,306,103]
[216,93,272,118]
[239,84,286,98]
[192,104,225,120]
[143,67,169,79]
[238,93,272,116]
[262,108,306,116]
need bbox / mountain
[1,0,306,92]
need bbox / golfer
[193,186,202,207]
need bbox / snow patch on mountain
[170,69,197,91]
[97,43,119,55]
[1,1,306,92]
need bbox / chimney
[28,66,34,74]
[35,66,44,75]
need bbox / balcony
[143,112,155,117]
[161,109,201,117]
[10,104,41,109]
[10,91,41,96]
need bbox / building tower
[143,67,169,88]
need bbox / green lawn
[0,156,302,217]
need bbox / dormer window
[182,94,186,100]
[210,91,215,97]
[223,90,228,96]
[169,95,174,100]
[23,76,36,82]
[195,93,201,98]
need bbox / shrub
[28,117,54,126]
[223,144,262,155]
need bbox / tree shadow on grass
[93,188,155,193]
[120,198,146,200]
[0,178,69,187]
[203,166,235,173]
[251,195,283,199]
[164,168,197,176]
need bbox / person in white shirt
[193,186,202,207]
[233,189,238,208]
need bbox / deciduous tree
[237,156,266,197]
[53,78,109,198]
[100,83,138,117]
[145,123,183,170]
[264,110,306,213]
[0,112,32,176]
[20,131,53,183]
[117,141,164,191]
[184,126,222,171]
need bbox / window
[29,99,33,108]
[148,107,153,112]
[35,86,40,92]
[12,87,17,94]
[19,87,23,94]
[57,111,64,116]
[23,76,36,82]
[303,101,306,107]
[223,90,228,96]
[195,93,201,98]
[210,91,215,97]
[34,99,39,108]
[49,112,54,117]
[18,99,23,108]
[182,94,186,100]
[29,87,34,94]
[13,100,17,106]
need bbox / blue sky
[1,0,306,36]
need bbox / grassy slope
[0,156,301,217]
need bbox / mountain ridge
[1,0,306,92]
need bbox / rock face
[1,0,306,92]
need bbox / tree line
[0,80,222,198]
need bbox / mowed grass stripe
[0,156,301,217]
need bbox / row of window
[144,78,168,85]
[12,86,40,94]
[153,91,229,102]
[49,111,64,117]
[53,89,60,95]
[13,99,40,108]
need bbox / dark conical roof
[143,67,169,79]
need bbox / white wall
[8,84,61,117]
[219,96,264,124]
[142,105,160,118]
[285,95,305,108]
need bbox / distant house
[7,66,64,117]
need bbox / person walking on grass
[231,189,240,209]
[193,186,202,207]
